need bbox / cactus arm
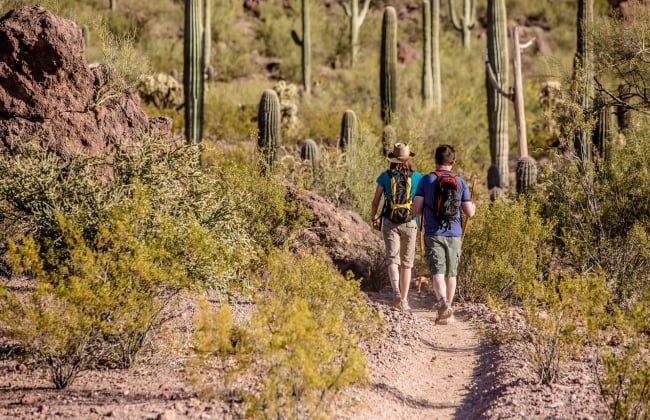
[448,0,462,30]
[359,0,371,23]
[291,29,302,46]
[339,0,351,16]
[468,0,476,29]
[484,52,512,100]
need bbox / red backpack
[433,170,460,228]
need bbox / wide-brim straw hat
[387,143,415,163]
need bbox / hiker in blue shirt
[370,143,423,312]
[412,144,475,324]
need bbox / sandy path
[339,289,483,419]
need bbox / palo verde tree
[339,0,371,68]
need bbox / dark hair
[389,160,414,174]
[435,144,456,165]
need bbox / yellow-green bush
[598,290,650,420]
[458,197,554,303]
[189,248,386,418]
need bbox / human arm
[412,195,424,216]
[370,184,384,229]
[462,200,476,218]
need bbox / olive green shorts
[424,235,462,276]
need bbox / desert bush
[488,273,608,384]
[535,124,650,305]
[597,289,650,420]
[189,249,386,418]
[0,184,216,386]
[458,197,554,303]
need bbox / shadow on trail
[453,340,509,419]
[372,382,457,410]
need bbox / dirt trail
[339,288,487,419]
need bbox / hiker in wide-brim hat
[370,142,422,312]
[387,142,415,163]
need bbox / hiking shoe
[436,310,454,325]
[391,297,402,308]
[437,300,452,321]
[400,300,412,312]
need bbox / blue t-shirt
[376,170,423,222]
[415,170,470,237]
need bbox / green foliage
[0,184,215,387]
[598,291,650,420]
[459,197,554,302]
[90,18,153,106]
[188,249,386,418]
[534,124,650,304]
[488,273,608,385]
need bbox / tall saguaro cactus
[485,0,509,191]
[184,0,205,144]
[291,0,311,95]
[448,0,475,48]
[380,6,397,126]
[340,0,371,68]
[421,0,434,111]
[257,89,281,174]
[431,0,441,113]
[573,0,594,164]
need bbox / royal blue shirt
[415,170,470,237]
[376,170,423,222]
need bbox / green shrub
[598,290,650,420]
[188,249,386,418]
[0,184,218,386]
[458,197,554,302]
[535,124,650,305]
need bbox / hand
[372,217,381,231]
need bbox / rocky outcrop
[0,6,171,159]
[285,182,387,291]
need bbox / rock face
[0,6,171,158]
[285,183,387,291]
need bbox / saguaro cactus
[593,92,613,163]
[257,89,281,174]
[448,0,475,48]
[184,0,205,144]
[484,0,509,190]
[382,124,397,157]
[339,109,358,152]
[291,0,311,95]
[110,0,116,11]
[573,0,594,164]
[421,0,434,111]
[431,0,441,113]
[380,6,397,126]
[516,156,537,194]
[340,0,371,68]
[300,138,320,174]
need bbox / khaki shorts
[424,235,462,276]
[381,218,418,268]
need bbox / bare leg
[433,273,446,302]
[446,276,457,307]
[387,263,400,296]
[400,266,412,301]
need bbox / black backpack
[433,170,460,228]
[385,170,413,224]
